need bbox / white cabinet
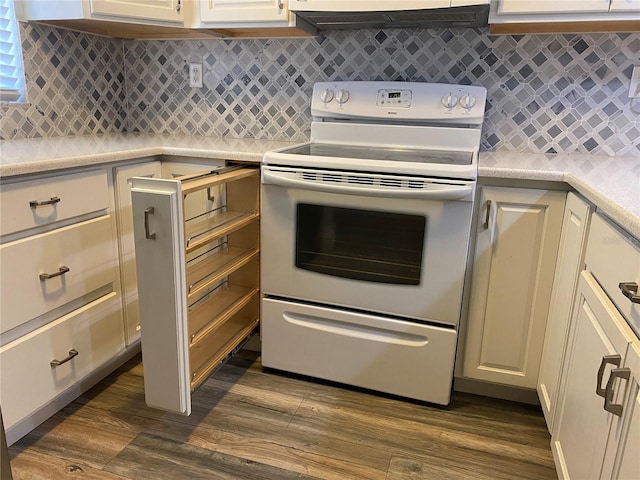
[537,192,593,431]
[199,0,287,24]
[602,340,640,480]
[16,0,185,25]
[130,166,260,415]
[489,0,640,32]
[189,0,315,35]
[552,212,640,480]
[0,169,125,445]
[497,0,612,14]
[551,272,634,480]
[462,186,565,389]
[17,0,316,37]
[494,0,639,14]
[90,0,184,23]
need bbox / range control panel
[311,81,487,125]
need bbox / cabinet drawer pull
[29,196,60,208]
[144,207,156,240]
[619,282,640,304]
[604,367,631,417]
[596,354,621,398]
[50,349,79,367]
[39,265,70,281]
[483,200,491,229]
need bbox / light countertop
[1,133,638,237]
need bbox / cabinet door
[497,0,611,14]
[115,162,162,345]
[462,186,565,388]
[609,0,640,11]
[199,0,287,23]
[537,193,592,432]
[552,272,634,480]
[90,0,183,23]
[601,341,640,480]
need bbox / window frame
[0,0,26,103]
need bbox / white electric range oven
[261,81,487,405]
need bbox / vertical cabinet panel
[537,193,592,432]
[131,167,260,415]
[462,186,565,388]
[115,162,163,345]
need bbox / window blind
[0,0,25,102]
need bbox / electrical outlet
[629,66,640,99]
[189,63,203,88]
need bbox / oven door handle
[262,169,474,201]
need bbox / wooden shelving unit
[130,165,260,415]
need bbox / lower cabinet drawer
[0,169,109,236]
[0,292,125,432]
[0,215,118,334]
[585,213,640,331]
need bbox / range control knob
[441,93,458,110]
[336,89,350,105]
[320,88,334,104]
[459,94,477,110]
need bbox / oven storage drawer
[261,297,457,405]
[131,166,260,415]
[0,170,109,236]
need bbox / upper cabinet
[489,0,640,33]
[90,0,183,23]
[188,0,315,36]
[197,0,287,24]
[16,0,316,39]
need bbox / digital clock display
[388,92,401,99]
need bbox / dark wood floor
[8,351,557,479]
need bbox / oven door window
[296,204,425,285]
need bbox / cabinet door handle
[483,200,491,229]
[50,349,79,367]
[604,367,631,417]
[39,265,70,281]
[619,282,640,304]
[144,207,156,240]
[29,196,60,208]
[278,0,284,9]
[596,354,621,398]
[176,0,181,13]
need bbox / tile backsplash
[1,24,127,140]
[2,22,639,157]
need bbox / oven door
[261,165,475,327]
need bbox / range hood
[289,0,490,30]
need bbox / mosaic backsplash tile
[0,23,126,140]
[2,22,639,157]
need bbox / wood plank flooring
[8,351,557,479]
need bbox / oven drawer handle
[262,169,473,201]
[282,311,430,346]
